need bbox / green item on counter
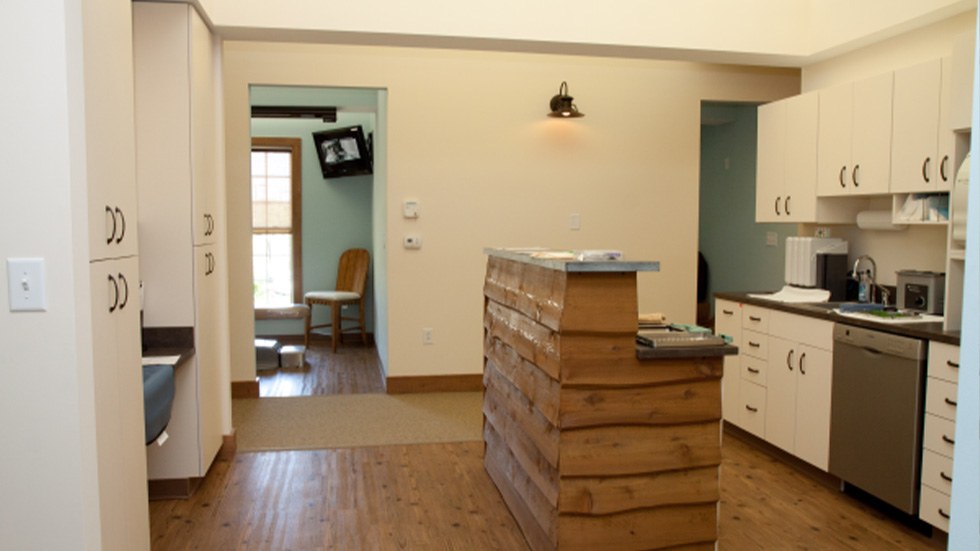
[669,323,713,334]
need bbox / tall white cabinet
[81,0,150,547]
[134,2,224,483]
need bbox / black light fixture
[548,81,584,118]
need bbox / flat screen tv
[312,125,373,179]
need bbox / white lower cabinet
[766,335,833,470]
[715,299,835,471]
[714,300,742,424]
[919,341,960,532]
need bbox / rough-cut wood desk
[482,249,735,551]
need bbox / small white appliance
[784,237,849,299]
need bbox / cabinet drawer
[921,449,954,495]
[715,300,741,344]
[769,310,833,350]
[738,380,766,439]
[740,354,767,386]
[928,342,960,383]
[919,485,951,532]
[925,378,958,421]
[923,413,956,456]
[741,329,768,360]
[742,306,769,332]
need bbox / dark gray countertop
[636,343,738,360]
[715,291,960,346]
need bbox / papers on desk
[636,330,726,348]
[142,355,181,366]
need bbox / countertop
[484,248,660,273]
[636,342,738,360]
[715,291,960,346]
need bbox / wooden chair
[304,248,370,352]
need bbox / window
[251,137,302,309]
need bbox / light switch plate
[403,199,420,219]
[7,257,46,312]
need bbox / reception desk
[482,249,735,550]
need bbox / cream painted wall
[803,9,977,90]
[223,42,799,382]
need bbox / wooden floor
[150,433,946,550]
[258,336,384,397]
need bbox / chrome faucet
[853,255,877,303]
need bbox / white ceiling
[198,0,976,67]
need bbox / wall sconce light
[548,81,584,118]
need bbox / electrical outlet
[766,232,778,247]
[815,227,831,238]
[403,235,422,249]
[422,327,434,345]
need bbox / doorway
[249,85,385,397]
[698,101,795,328]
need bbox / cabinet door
[89,257,150,549]
[190,6,219,246]
[715,300,742,425]
[891,59,941,193]
[85,1,139,261]
[765,336,797,454]
[783,92,819,222]
[817,82,853,197]
[850,72,893,194]
[936,56,955,192]
[794,344,833,470]
[195,245,223,470]
[756,100,786,223]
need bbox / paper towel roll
[856,210,907,231]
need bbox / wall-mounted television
[312,125,373,179]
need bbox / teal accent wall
[251,112,376,336]
[699,103,795,308]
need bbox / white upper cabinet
[818,72,893,196]
[891,58,954,193]
[756,92,859,223]
[756,92,820,222]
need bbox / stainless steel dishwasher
[829,323,927,514]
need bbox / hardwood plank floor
[150,436,946,550]
[258,337,384,397]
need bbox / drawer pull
[939,508,950,520]
[745,405,759,413]
[749,316,762,322]
[947,360,959,369]
[940,471,952,483]
[945,397,958,407]
[722,309,734,315]
[942,434,956,445]
[749,341,761,348]
[747,367,760,374]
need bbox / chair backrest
[336,248,370,295]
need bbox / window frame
[251,136,303,306]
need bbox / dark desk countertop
[636,343,738,360]
[714,291,960,346]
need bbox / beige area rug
[233,392,483,452]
